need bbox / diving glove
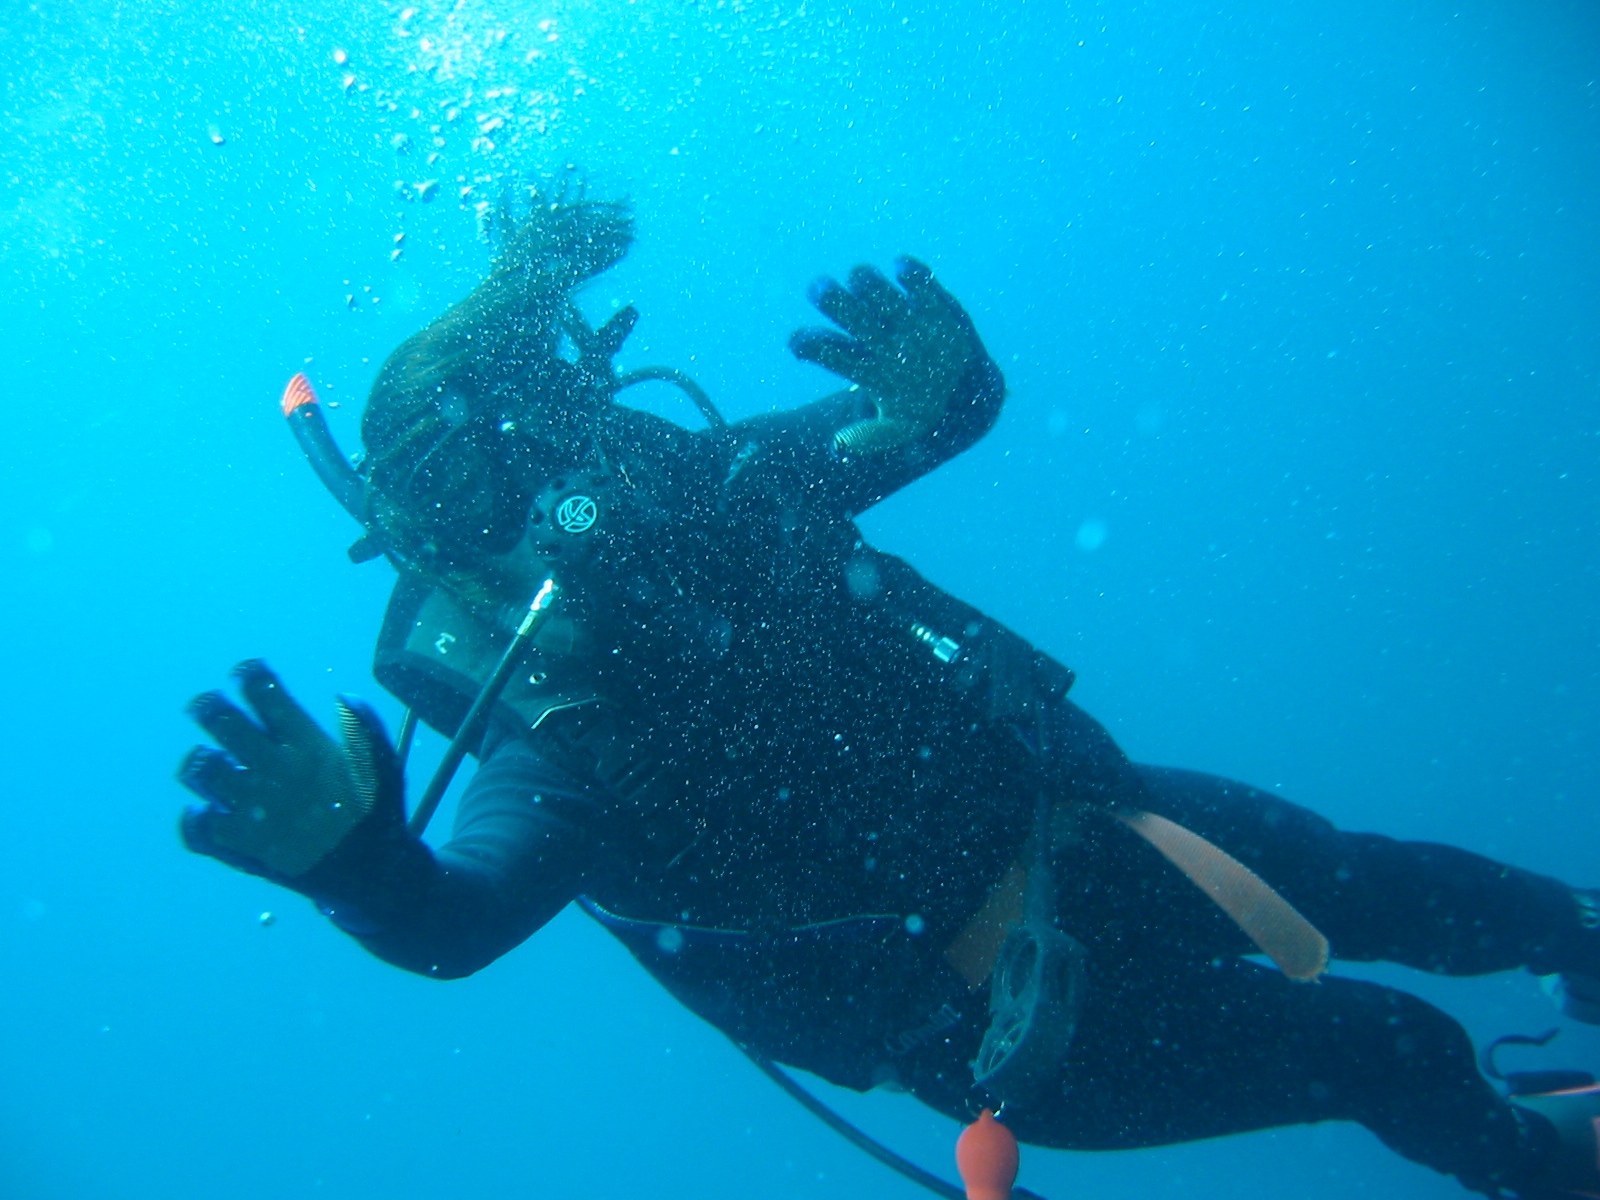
[790,257,993,455]
[486,190,634,298]
[178,660,403,881]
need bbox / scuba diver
[179,186,1600,1200]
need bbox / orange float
[956,1109,1019,1200]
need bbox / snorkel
[280,371,551,828]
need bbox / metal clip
[910,622,961,664]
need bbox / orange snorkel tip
[281,372,319,416]
[281,370,368,529]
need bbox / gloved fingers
[894,255,937,293]
[179,802,231,857]
[233,660,327,747]
[179,803,267,877]
[895,255,952,305]
[845,264,910,328]
[176,745,249,810]
[896,256,977,336]
[788,327,881,385]
[185,691,274,769]
[806,276,887,344]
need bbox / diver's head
[359,182,634,572]
[362,349,596,567]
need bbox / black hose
[406,579,558,836]
[615,366,726,428]
[737,1046,1049,1200]
[394,709,418,770]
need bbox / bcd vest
[373,539,1077,944]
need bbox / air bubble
[655,927,685,955]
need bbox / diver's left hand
[790,257,993,455]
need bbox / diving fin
[1511,1084,1600,1199]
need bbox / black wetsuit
[299,365,1598,1198]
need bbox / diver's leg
[1133,765,1599,978]
[1003,959,1550,1197]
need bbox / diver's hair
[361,176,634,561]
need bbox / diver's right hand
[178,661,404,881]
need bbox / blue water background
[2,0,1598,1196]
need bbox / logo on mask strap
[555,495,598,534]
